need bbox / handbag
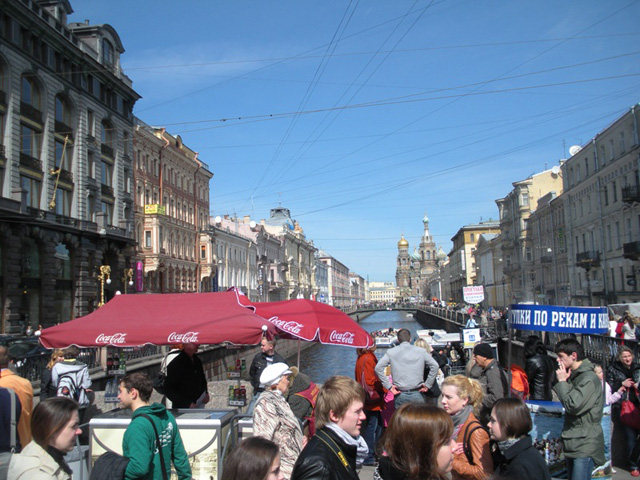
[620,387,640,430]
[360,370,381,406]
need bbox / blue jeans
[362,410,382,464]
[565,457,594,480]
[394,391,425,408]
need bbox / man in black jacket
[524,336,556,401]
[248,337,286,413]
[164,343,209,408]
[291,376,366,480]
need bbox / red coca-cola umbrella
[253,299,373,349]
[40,290,277,348]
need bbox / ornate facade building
[395,214,445,302]
[133,120,214,293]
[0,0,140,333]
[261,207,317,301]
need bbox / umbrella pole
[297,338,301,368]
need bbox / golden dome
[398,234,409,248]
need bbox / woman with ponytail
[441,375,493,480]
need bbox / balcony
[622,185,640,204]
[101,184,114,197]
[576,251,600,269]
[58,169,74,185]
[540,255,553,263]
[20,102,43,124]
[623,241,640,261]
[54,120,74,138]
[269,281,283,291]
[20,152,42,172]
[101,143,114,158]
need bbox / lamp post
[97,265,111,307]
[123,268,134,294]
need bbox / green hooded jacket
[552,358,605,466]
[123,403,191,480]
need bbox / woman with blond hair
[441,375,493,480]
[39,349,65,400]
[413,338,445,403]
[374,404,455,480]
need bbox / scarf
[450,404,474,439]
[47,446,72,475]
[497,438,519,455]
[325,422,369,466]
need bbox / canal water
[291,310,423,384]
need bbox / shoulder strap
[315,430,353,474]
[9,389,16,451]
[139,413,168,480]
[463,420,488,465]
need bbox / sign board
[144,204,166,215]
[462,328,481,348]
[463,285,484,304]
[509,304,609,334]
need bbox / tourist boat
[417,329,461,348]
[372,328,400,348]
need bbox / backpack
[154,349,180,395]
[462,420,492,466]
[510,364,529,400]
[57,371,83,402]
[0,389,18,479]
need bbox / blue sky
[70,1,640,282]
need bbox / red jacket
[355,350,386,411]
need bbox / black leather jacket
[525,353,556,401]
[249,351,287,391]
[606,361,640,394]
[291,427,359,480]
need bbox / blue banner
[509,304,609,334]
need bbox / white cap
[260,362,292,387]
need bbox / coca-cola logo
[269,319,303,335]
[167,332,199,343]
[96,333,127,344]
[329,330,355,344]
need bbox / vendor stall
[89,408,236,480]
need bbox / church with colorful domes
[395,214,447,302]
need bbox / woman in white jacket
[8,397,81,480]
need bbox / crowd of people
[223,330,602,480]
[0,323,629,480]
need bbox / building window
[88,151,95,178]
[604,186,609,206]
[201,245,206,260]
[101,201,114,225]
[124,168,130,193]
[21,75,41,110]
[20,175,41,208]
[620,132,626,153]
[87,110,95,137]
[101,161,113,187]
[609,139,615,160]
[87,195,95,222]
[55,139,72,171]
[21,124,41,159]
[612,181,617,203]
[54,189,71,216]
[53,242,72,325]
[145,231,151,248]
[102,39,114,67]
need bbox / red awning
[40,290,277,348]
[253,299,373,348]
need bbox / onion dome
[398,235,409,248]
[436,247,447,262]
[411,249,421,261]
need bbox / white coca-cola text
[269,319,303,334]
[329,330,355,344]
[96,333,127,344]
[167,332,199,343]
